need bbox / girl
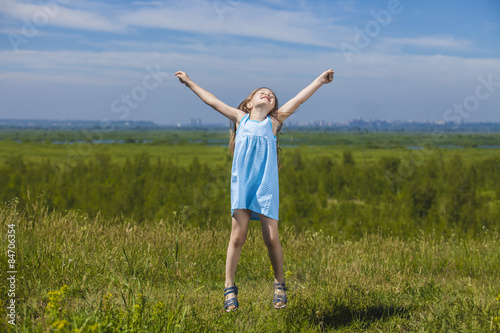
[175,69,334,311]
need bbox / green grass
[1,130,500,167]
[1,200,499,332]
[1,130,500,331]
[1,139,500,169]
[0,140,231,167]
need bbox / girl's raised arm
[277,69,334,123]
[175,71,244,122]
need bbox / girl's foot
[273,282,287,309]
[224,284,239,312]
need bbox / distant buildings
[190,118,202,128]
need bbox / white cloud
[1,43,498,89]
[0,0,351,47]
[0,0,124,32]
[131,1,163,6]
[1,46,499,122]
[117,1,344,48]
[0,50,175,85]
[379,35,472,50]
[1,1,499,122]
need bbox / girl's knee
[230,233,247,248]
[263,235,281,250]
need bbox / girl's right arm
[175,71,244,122]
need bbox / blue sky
[0,0,499,125]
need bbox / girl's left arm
[277,69,334,123]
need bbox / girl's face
[249,88,276,111]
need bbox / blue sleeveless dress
[231,113,279,221]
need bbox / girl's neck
[249,106,270,121]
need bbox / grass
[1,200,499,332]
[1,140,500,170]
[1,130,500,167]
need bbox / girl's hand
[318,69,334,84]
[175,71,191,85]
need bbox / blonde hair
[228,87,284,170]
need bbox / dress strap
[239,113,249,127]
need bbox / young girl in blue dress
[175,69,334,311]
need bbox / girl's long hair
[228,87,284,170]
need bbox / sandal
[224,284,239,312]
[273,282,288,309]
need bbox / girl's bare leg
[260,214,284,284]
[260,214,286,307]
[225,209,251,308]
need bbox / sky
[0,0,499,126]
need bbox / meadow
[1,129,500,166]
[1,130,499,236]
[0,199,499,332]
[0,130,499,332]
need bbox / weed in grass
[492,294,500,331]
[44,285,69,330]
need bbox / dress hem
[231,208,279,222]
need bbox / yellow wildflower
[152,301,165,316]
[89,323,100,331]
[268,265,274,278]
[60,285,69,295]
[51,319,68,330]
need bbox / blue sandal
[273,282,288,309]
[224,284,239,312]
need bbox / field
[1,130,500,166]
[0,201,499,332]
[0,130,500,332]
